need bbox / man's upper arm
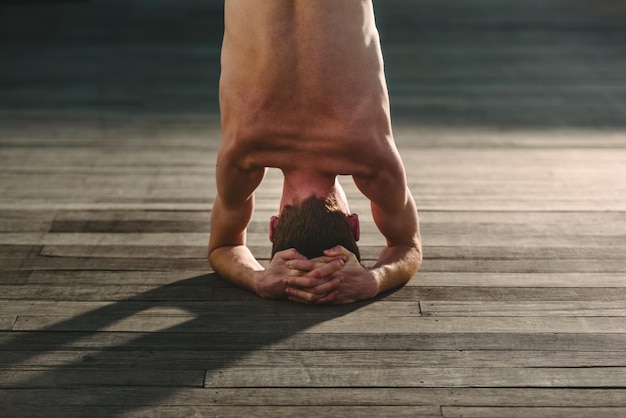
[208,154,265,253]
[370,189,420,248]
[353,154,420,248]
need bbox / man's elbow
[404,243,422,279]
[413,242,423,270]
[208,243,231,270]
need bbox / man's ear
[269,216,280,242]
[347,213,360,241]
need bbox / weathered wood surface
[2,0,626,417]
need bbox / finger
[287,268,302,277]
[276,248,306,261]
[323,245,351,259]
[285,286,323,303]
[285,257,344,274]
[285,259,320,272]
[309,255,345,264]
[309,277,342,295]
[283,275,328,289]
[313,290,339,304]
[306,259,345,279]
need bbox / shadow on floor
[1,272,381,416]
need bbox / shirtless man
[208,0,422,304]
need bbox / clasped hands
[258,245,379,304]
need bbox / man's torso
[219,0,396,177]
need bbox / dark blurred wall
[0,0,225,115]
[1,0,625,128]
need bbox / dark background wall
[1,0,625,128]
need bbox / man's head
[270,195,361,261]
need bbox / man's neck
[279,172,350,214]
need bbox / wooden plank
[215,388,626,409]
[0,300,419,317]
[393,127,626,149]
[45,219,204,235]
[442,407,626,418]
[0,232,209,246]
[412,201,626,212]
[0,245,42,270]
[0,270,30,285]
[419,245,626,260]
[214,285,626,302]
[0,245,41,258]
[384,286,626,302]
[4,350,626,369]
[421,301,626,317]
[418,210,626,225]
[40,245,208,258]
[4,387,626,407]
[49,219,210,233]
[0,201,214,211]
[26,270,223,286]
[51,210,211,222]
[418,220,626,245]
[2,330,625,352]
[0,369,204,388]
[0,405,441,418]
[28,257,211,271]
[1,284,213,301]
[410,273,626,288]
[0,210,55,234]
[275,315,626,334]
[0,220,51,233]
[0,178,214,202]
[12,314,626,334]
[0,301,206,317]
[0,210,55,221]
[417,259,626,274]
[205,366,626,388]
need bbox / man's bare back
[220,0,394,177]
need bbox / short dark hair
[271,195,361,261]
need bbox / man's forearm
[370,244,422,294]
[209,245,263,295]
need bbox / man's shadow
[1,272,380,416]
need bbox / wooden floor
[2,1,626,417]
